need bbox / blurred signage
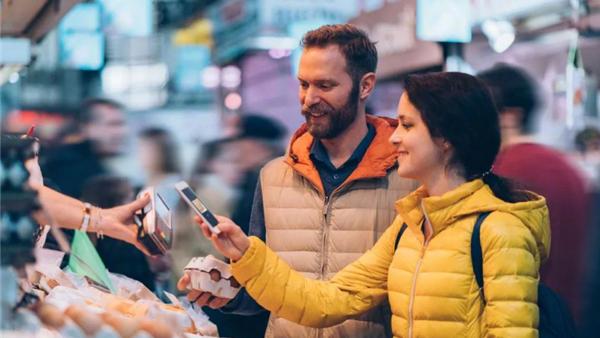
[209,0,360,64]
[417,0,472,43]
[59,3,104,70]
[101,0,154,36]
[174,46,212,92]
[259,0,359,29]
[350,0,443,78]
[471,0,569,23]
[209,0,259,64]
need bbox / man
[180,24,415,338]
[41,98,128,198]
[478,64,590,319]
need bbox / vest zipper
[320,195,332,279]
[407,205,434,338]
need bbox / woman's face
[389,93,449,182]
[138,138,162,174]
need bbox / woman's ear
[441,140,451,152]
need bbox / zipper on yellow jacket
[408,204,434,338]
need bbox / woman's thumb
[128,194,151,212]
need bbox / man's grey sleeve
[219,180,267,315]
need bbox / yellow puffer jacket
[231,179,550,338]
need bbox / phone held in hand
[134,187,173,255]
[174,181,221,235]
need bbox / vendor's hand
[99,195,152,255]
[24,156,43,189]
[195,215,250,261]
[177,274,231,309]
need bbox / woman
[138,127,181,188]
[182,72,550,337]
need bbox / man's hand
[177,273,231,309]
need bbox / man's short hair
[477,63,540,133]
[301,24,377,84]
[78,97,124,125]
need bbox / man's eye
[300,82,309,89]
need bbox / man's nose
[303,87,321,108]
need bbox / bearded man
[182,24,416,338]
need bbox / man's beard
[302,84,360,140]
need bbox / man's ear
[359,72,376,100]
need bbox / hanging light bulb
[482,19,515,53]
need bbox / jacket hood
[284,115,399,194]
[395,179,551,262]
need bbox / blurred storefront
[465,0,600,148]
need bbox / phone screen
[154,193,172,245]
[176,182,220,234]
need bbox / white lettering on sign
[260,0,359,27]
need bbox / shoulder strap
[471,212,492,293]
[394,223,408,252]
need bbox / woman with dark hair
[138,127,181,187]
[180,72,550,337]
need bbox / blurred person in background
[202,114,286,338]
[230,114,286,233]
[574,127,600,338]
[183,24,416,338]
[137,127,183,296]
[41,98,127,198]
[39,98,128,250]
[574,126,600,189]
[478,64,590,320]
[190,137,245,218]
[81,175,162,291]
[138,127,182,189]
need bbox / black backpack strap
[394,223,408,252]
[471,212,492,295]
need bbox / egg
[101,312,141,338]
[65,304,103,335]
[139,318,172,338]
[36,303,65,329]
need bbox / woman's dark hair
[139,127,180,174]
[403,72,522,202]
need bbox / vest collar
[284,115,399,195]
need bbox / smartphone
[174,181,221,235]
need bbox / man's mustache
[302,103,332,116]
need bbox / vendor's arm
[32,184,151,254]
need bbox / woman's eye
[402,124,412,130]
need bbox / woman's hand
[195,215,250,261]
[99,195,152,255]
